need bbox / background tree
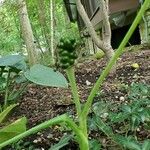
[76,0,114,60]
[17,0,39,66]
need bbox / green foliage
[49,134,73,150]
[90,83,150,149]
[0,104,17,122]
[128,82,150,100]
[0,3,22,55]
[11,140,35,150]
[0,104,27,144]
[89,139,102,150]
[24,64,68,88]
[0,55,27,70]
[0,1,149,150]
[0,55,27,108]
[0,117,27,143]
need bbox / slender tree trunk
[50,0,55,64]
[17,0,39,66]
[36,0,51,53]
[76,0,114,60]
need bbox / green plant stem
[0,114,67,149]
[66,67,81,116]
[0,114,89,150]
[65,68,89,148]
[79,116,88,137]
[81,0,150,118]
[66,117,89,150]
[4,69,10,108]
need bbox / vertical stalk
[66,67,88,146]
[66,117,89,150]
[81,0,150,118]
[66,67,81,116]
[50,0,55,64]
[4,69,10,108]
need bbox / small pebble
[119,96,125,101]
[33,139,38,143]
[86,80,91,86]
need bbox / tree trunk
[18,0,39,66]
[139,8,150,46]
[50,0,55,64]
[36,0,51,53]
[76,0,114,60]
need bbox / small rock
[119,96,125,101]
[115,96,118,99]
[37,132,42,135]
[133,74,138,79]
[131,63,140,70]
[37,138,42,142]
[47,133,53,139]
[86,80,91,86]
[33,139,38,143]
[55,137,59,141]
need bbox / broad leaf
[0,117,27,143]
[0,55,23,67]
[0,104,18,123]
[12,60,27,71]
[49,134,73,150]
[142,140,150,150]
[24,64,68,88]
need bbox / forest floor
[8,48,150,150]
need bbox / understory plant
[90,83,150,150]
[0,1,150,149]
[0,104,27,143]
[0,55,27,109]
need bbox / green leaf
[110,112,129,123]
[142,140,150,150]
[0,77,6,90]
[0,117,27,143]
[89,139,102,150]
[0,104,18,123]
[12,60,27,71]
[49,134,73,150]
[115,136,141,150]
[0,77,5,84]
[24,64,68,88]
[121,105,132,113]
[0,55,24,67]
[94,116,114,136]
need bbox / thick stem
[79,116,88,137]
[66,117,89,150]
[66,68,89,149]
[66,67,81,116]
[81,0,150,118]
